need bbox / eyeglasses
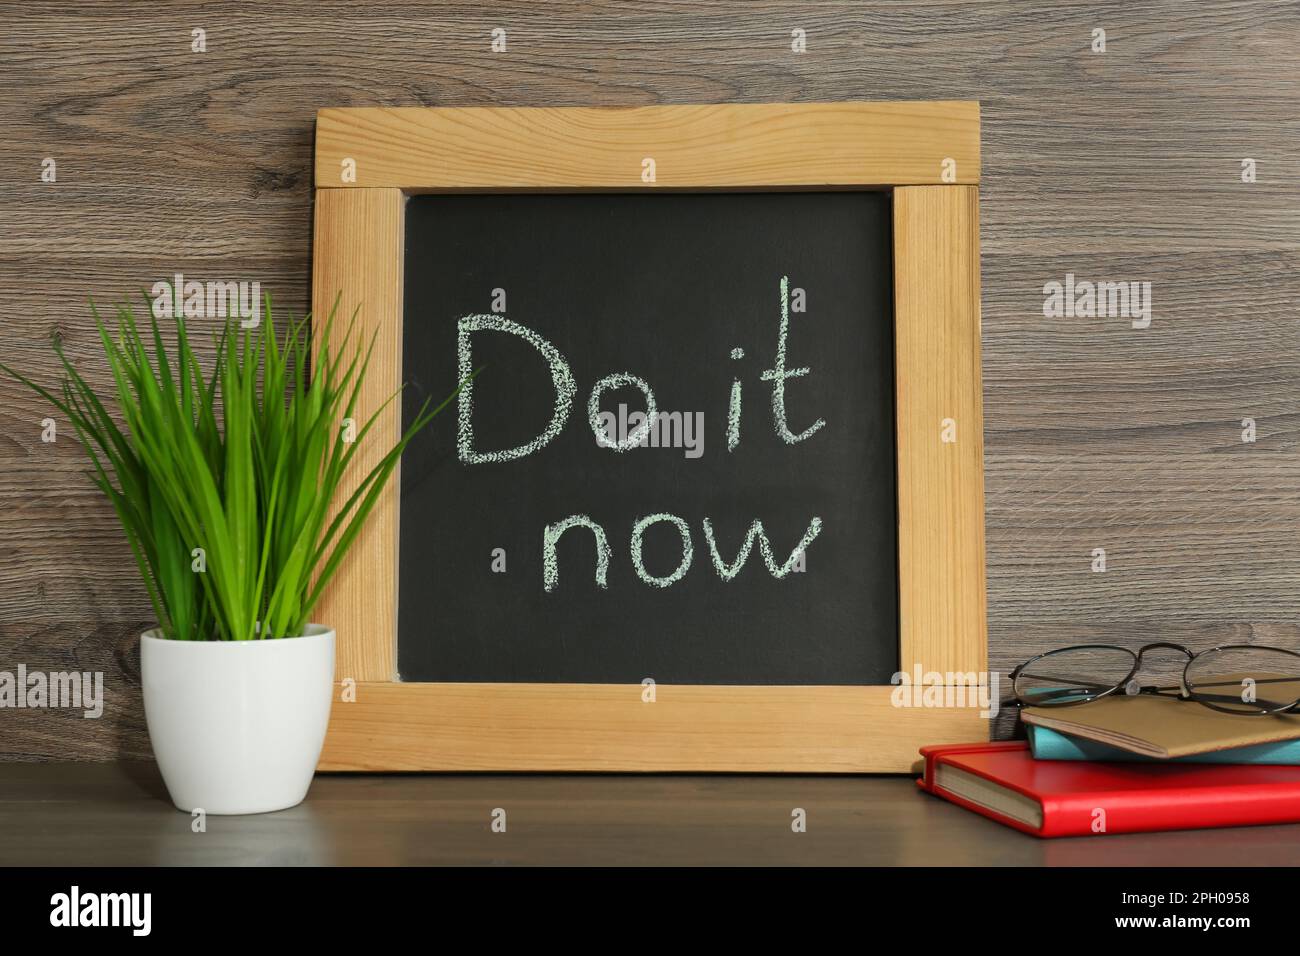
[1008,642,1300,716]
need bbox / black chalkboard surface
[398,191,897,685]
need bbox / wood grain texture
[310,188,404,682]
[318,682,986,772]
[1,1,1297,760]
[315,102,980,188]
[894,186,988,676]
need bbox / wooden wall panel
[1,1,1296,759]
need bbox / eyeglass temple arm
[1012,681,1299,710]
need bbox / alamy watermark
[50,886,150,936]
[1042,272,1152,328]
[596,403,705,459]
[0,665,103,718]
[891,665,1000,718]
[150,273,260,328]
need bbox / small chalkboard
[310,102,987,772]
[398,192,897,685]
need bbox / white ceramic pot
[140,625,335,815]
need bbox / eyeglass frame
[1007,641,1300,716]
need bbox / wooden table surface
[1,763,1298,866]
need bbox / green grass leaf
[5,292,453,640]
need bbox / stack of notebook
[918,695,1300,837]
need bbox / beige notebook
[1021,693,1300,759]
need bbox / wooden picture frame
[310,102,987,772]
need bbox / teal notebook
[1027,725,1300,764]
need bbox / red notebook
[918,741,1300,838]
